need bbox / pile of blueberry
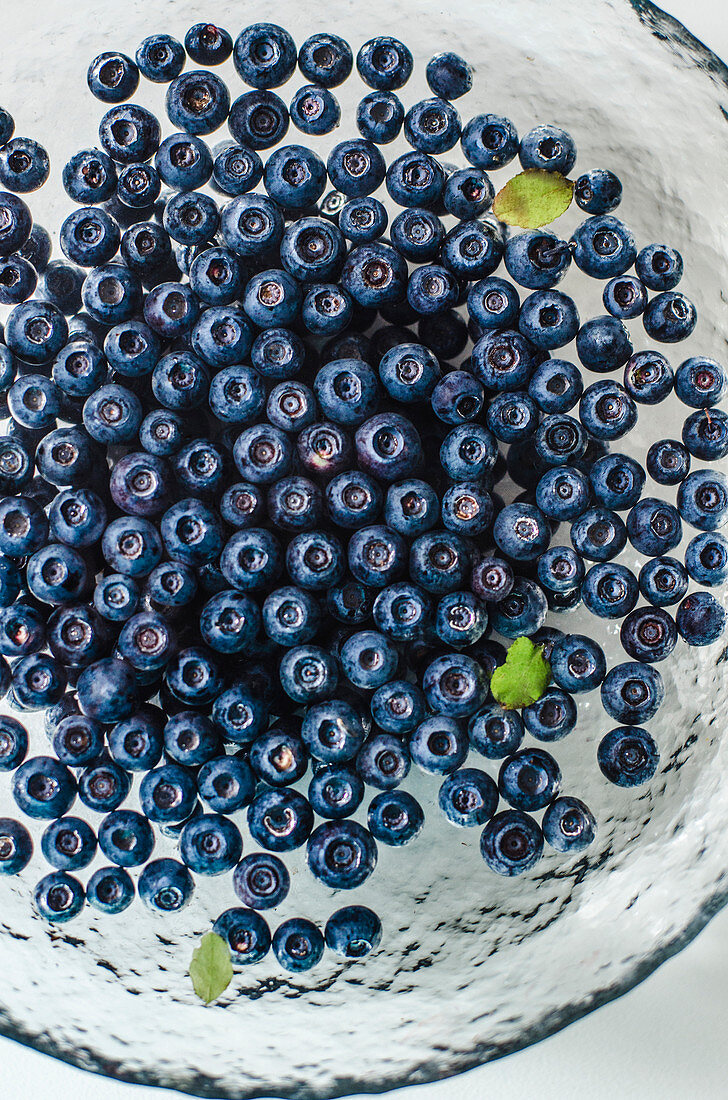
[0,19,723,976]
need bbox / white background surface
[2,1,727,1097]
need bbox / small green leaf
[189,931,233,1005]
[493,169,574,229]
[490,636,551,710]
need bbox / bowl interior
[0,0,727,1096]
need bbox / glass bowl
[0,0,727,1096]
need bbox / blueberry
[677,470,728,531]
[308,763,365,820]
[289,84,341,136]
[228,90,290,150]
[519,124,576,173]
[472,328,539,391]
[588,453,645,511]
[385,479,439,536]
[626,497,682,557]
[480,809,544,876]
[525,688,578,742]
[77,655,139,723]
[165,646,224,706]
[685,532,728,587]
[294,31,352,87]
[178,813,242,876]
[535,466,590,521]
[284,530,343,591]
[390,208,444,262]
[340,629,398,690]
[674,356,727,408]
[574,169,622,214]
[87,51,140,103]
[426,51,473,100]
[307,819,377,889]
[469,704,524,760]
[97,809,154,868]
[0,715,27,770]
[356,36,412,90]
[643,291,697,343]
[86,866,134,914]
[34,871,85,922]
[579,379,637,440]
[163,190,220,246]
[603,274,647,320]
[82,263,142,325]
[356,732,410,789]
[355,412,423,482]
[0,192,32,257]
[461,114,519,169]
[635,242,682,291]
[576,315,633,372]
[139,857,194,913]
[582,562,639,619]
[493,502,550,561]
[212,683,268,744]
[438,768,498,827]
[139,763,197,825]
[94,574,140,622]
[620,606,678,663]
[423,653,487,717]
[639,557,689,607]
[230,853,290,912]
[409,716,468,774]
[166,70,230,135]
[434,590,488,647]
[107,708,164,771]
[272,917,324,972]
[543,796,596,853]
[185,22,233,65]
[0,817,32,875]
[162,499,225,567]
[248,728,307,788]
[164,711,221,766]
[356,91,404,144]
[504,231,571,290]
[0,137,50,193]
[214,906,270,964]
[340,242,408,308]
[325,904,382,957]
[6,298,68,363]
[571,215,636,279]
[231,22,297,88]
[550,634,606,692]
[136,34,186,83]
[0,255,37,304]
[12,756,76,819]
[210,141,263,197]
[367,790,424,847]
[327,580,376,625]
[99,103,161,163]
[646,438,690,486]
[197,755,255,814]
[470,556,515,602]
[248,787,313,852]
[489,576,548,637]
[682,409,728,462]
[598,726,659,787]
[11,653,66,710]
[676,591,727,646]
[385,151,445,209]
[622,351,672,406]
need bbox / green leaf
[189,932,233,1005]
[490,636,551,710]
[493,169,574,229]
